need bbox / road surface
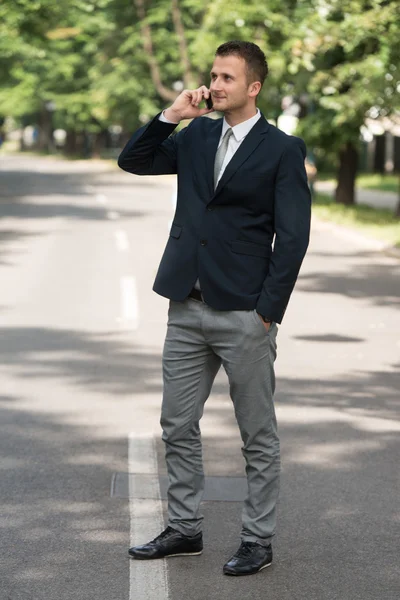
[1,155,399,600]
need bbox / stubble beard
[221,96,248,115]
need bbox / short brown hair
[215,41,269,86]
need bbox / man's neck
[223,106,258,128]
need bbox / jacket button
[200,239,207,246]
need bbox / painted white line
[128,433,169,600]
[120,276,138,328]
[96,193,108,205]
[115,230,130,252]
[107,210,119,220]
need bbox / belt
[188,288,206,303]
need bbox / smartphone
[206,95,213,110]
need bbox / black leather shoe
[128,526,203,560]
[223,541,272,576]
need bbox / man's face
[209,55,255,112]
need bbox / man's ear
[249,81,261,97]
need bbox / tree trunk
[64,130,77,155]
[133,0,177,102]
[335,142,358,205]
[92,130,108,158]
[171,0,193,88]
[19,134,26,152]
[395,175,400,218]
[64,131,85,157]
[37,107,53,152]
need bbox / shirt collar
[221,108,261,142]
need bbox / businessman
[118,41,311,576]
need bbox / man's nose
[210,79,222,91]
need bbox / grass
[313,193,400,248]
[317,172,399,194]
[356,174,399,194]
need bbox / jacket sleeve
[256,137,311,324]
[117,112,187,175]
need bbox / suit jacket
[118,112,311,323]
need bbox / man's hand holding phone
[164,86,214,123]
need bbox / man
[118,41,311,576]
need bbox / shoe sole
[223,561,272,576]
[166,550,203,558]
[129,550,203,560]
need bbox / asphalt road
[0,154,399,600]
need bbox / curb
[384,245,400,259]
[311,216,400,260]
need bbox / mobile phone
[206,95,213,110]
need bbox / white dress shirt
[159,109,262,291]
[160,109,261,185]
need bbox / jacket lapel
[213,115,270,197]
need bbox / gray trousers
[160,297,279,546]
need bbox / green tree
[1,0,398,178]
[0,0,116,153]
[289,0,400,204]
[125,0,298,123]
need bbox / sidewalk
[315,180,398,211]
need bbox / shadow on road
[0,327,163,396]
[0,398,130,598]
[298,263,400,306]
[158,369,399,600]
[0,157,398,598]
[0,163,166,223]
[0,229,43,267]
[0,321,398,599]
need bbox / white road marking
[128,433,169,600]
[115,230,130,252]
[120,276,138,328]
[96,193,108,205]
[107,210,119,220]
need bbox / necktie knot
[222,128,233,142]
[214,128,233,189]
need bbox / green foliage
[291,0,400,150]
[0,0,117,130]
[0,0,398,154]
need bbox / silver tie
[214,128,233,189]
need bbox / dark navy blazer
[118,112,311,323]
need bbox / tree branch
[171,0,193,87]
[133,0,177,102]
